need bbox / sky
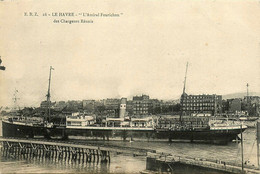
[0,0,260,107]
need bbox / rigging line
[20,98,45,108]
[50,90,57,100]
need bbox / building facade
[227,98,242,114]
[181,94,222,116]
[82,100,95,113]
[132,95,151,116]
[126,100,133,115]
[243,96,260,116]
[103,98,120,110]
[40,101,55,109]
[67,100,83,111]
[244,96,260,104]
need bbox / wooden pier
[0,137,154,166]
[0,137,154,156]
[0,138,112,164]
[144,152,260,174]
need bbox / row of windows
[134,104,149,107]
[134,106,149,108]
[184,96,221,99]
[183,107,215,110]
[159,118,209,122]
[133,101,150,104]
[183,103,215,106]
[133,108,149,111]
[182,100,216,103]
[133,111,148,114]
[183,106,215,108]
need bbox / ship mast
[183,62,189,95]
[180,62,189,121]
[46,66,54,122]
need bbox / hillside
[222,92,260,100]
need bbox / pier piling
[0,138,111,165]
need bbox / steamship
[1,113,247,144]
[1,65,247,145]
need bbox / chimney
[119,98,127,118]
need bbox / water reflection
[0,150,146,173]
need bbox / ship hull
[156,129,244,145]
[2,120,245,145]
[65,128,244,145]
[2,120,64,139]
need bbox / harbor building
[103,98,120,117]
[55,101,66,108]
[82,100,95,113]
[103,98,120,110]
[126,100,133,116]
[181,94,222,116]
[67,100,83,111]
[133,95,150,116]
[244,96,260,104]
[243,96,260,116]
[40,101,55,109]
[227,98,242,114]
[148,99,162,114]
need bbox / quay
[2,137,260,173]
[144,152,260,174]
[0,137,155,164]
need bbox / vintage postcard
[0,0,260,173]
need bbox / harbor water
[0,120,258,173]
